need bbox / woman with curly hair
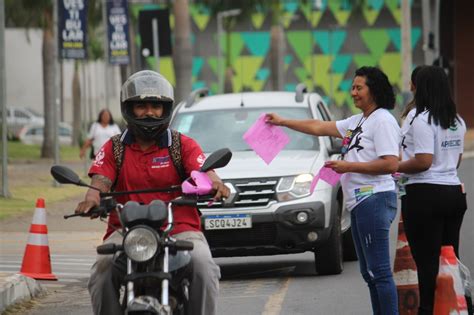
[266,66,400,314]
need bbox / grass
[0,141,87,220]
[0,184,85,220]
[6,140,82,161]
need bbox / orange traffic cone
[434,274,459,315]
[19,198,57,280]
[439,246,468,315]
[394,217,419,314]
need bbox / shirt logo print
[347,127,364,154]
[151,156,170,169]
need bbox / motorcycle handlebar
[63,206,107,219]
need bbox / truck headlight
[123,227,159,262]
[276,174,313,201]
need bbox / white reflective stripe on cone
[31,208,47,225]
[27,233,49,246]
[394,269,418,285]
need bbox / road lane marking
[262,278,291,315]
[243,279,263,295]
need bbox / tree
[7,0,57,158]
[268,0,285,91]
[172,0,192,104]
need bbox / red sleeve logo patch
[197,153,206,166]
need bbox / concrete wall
[5,28,122,126]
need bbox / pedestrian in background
[266,66,400,315]
[401,65,424,125]
[79,109,121,160]
[398,65,467,315]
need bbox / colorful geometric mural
[131,0,424,113]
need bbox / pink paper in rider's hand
[309,174,320,194]
[243,114,290,165]
[319,166,342,186]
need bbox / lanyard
[340,108,378,160]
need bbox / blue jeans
[351,191,398,315]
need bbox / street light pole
[401,0,413,106]
[217,9,241,94]
[0,0,10,197]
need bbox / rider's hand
[206,171,230,201]
[75,199,100,219]
[265,113,285,126]
[211,180,230,201]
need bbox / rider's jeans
[350,191,399,315]
[88,230,221,315]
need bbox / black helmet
[120,70,174,140]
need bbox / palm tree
[6,0,70,157]
[268,0,285,91]
[172,0,192,104]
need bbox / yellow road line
[262,278,291,315]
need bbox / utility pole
[0,0,10,197]
[401,0,413,106]
[217,9,241,94]
[53,0,60,179]
[102,0,110,109]
[421,0,440,65]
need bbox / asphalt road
[1,158,472,315]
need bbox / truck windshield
[172,107,320,153]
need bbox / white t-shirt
[400,108,416,161]
[88,122,122,155]
[336,109,401,211]
[401,111,465,185]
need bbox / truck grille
[204,223,277,247]
[199,177,279,208]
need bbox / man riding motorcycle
[75,70,229,315]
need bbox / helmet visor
[121,71,174,103]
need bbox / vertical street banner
[106,0,131,65]
[58,0,88,59]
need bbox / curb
[0,274,45,313]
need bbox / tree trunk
[72,61,81,146]
[172,0,192,105]
[270,1,285,91]
[119,65,128,85]
[41,10,55,158]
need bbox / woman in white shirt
[267,66,400,315]
[398,65,467,315]
[80,109,122,160]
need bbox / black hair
[401,65,425,119]
[96,109,115,125]
[414,66,459,129]
[354,66,395,109]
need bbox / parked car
[6,107,44,139]
[18,122,73,145]
[170,86,357,275]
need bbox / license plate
[204,214,252,230]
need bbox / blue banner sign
[107,0,130,65]
[58,0,88,59]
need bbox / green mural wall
[131,0,423,113]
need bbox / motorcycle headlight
[276,174,313,202]
[123,227,159,262]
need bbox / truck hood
[213,150,323,179]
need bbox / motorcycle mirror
[199,148,232,172]
[50,165,98,190]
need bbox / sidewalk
[1,130,474,312]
